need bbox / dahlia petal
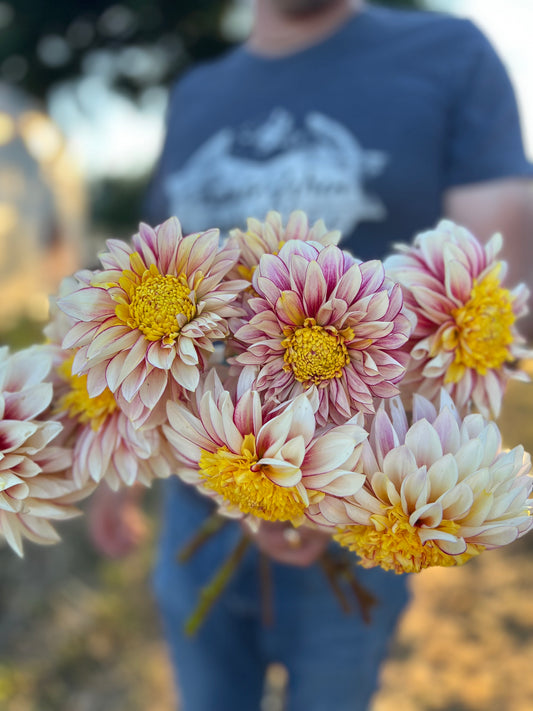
[275,435,305,469]
[359,260,386,295]
[382,445,418,484]
[165,403,213,450]
[3,348,52,391]
[400,467,430,511]
[432,537,468,555]
[371,409,400,466]
[171,359,200,391]
[83,361,109,398]
[302,260,327,316]
[112,446,139,487]
[105,351,130,392]
[147,341,177,371]
[139,368,168,410]
[121,364,148,403]
[260,459,301,487]
[409,286,452,323]
[276,291,305,325]
[257,409,294,458]
[303,432,358,476]
[219,393,244,453]
[409,500,443,527]
[455,439,484,479]
[178,337,199,366]
[3,383,52,421]
[427,454,459,498]
[58,287,112,321]
[0,421,39,453]
[432,408,461,455]
[118,335,150,381]
[461,490,494,527]
[1,513,24,556]
[468,525,521,548]
[404,420,443,467]
[332,263,362,302]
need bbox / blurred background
[0,1,533,710]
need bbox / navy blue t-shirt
[146,5,533,261]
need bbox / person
[89,1,533,709]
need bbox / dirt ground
[1,374,532,711]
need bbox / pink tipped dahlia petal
[385,219,533,418]
[232,240,412,425]
[330,391,533,574]
[163,369,367,523]
[57,217,247,423]
[0,346,92,557]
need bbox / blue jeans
[152,478,409,711]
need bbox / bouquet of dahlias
[2,211,532,631]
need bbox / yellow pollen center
[198,434,306,522]
[282,318,353,385]
[117,261,196,343]
[57,356,117,430]
[334,503,484,574]
[443,267,515,383]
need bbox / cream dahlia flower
[385,220,531,417]
[232,240,412,425]
[57,218,246,425]
[163,370,367,523]
[0,346,90,556]
[226,210,341,285]
[53,350,174,490]
[45,280,175,489]
[325,392,533,574]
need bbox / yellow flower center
[334,504,484,574]
[116,260,196,343]
[443,266,515,383]
[57,356,117,430]
[198,433,306,522]
[282,318,353,385]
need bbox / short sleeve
[443,21,533,187]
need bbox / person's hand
[87,484,148,558]
[249,520,329,567]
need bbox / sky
[48,0,533,180]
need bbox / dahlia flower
[163,370,367,523]
[325,392,533,574]
[53,350,174,490]
[232,240,412,425]
[0,346,89,556]
[385,220,531,417]
[57,218,246,424]
[43,284,174,490]
[226,210,340,285]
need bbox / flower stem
[177,513,229,563]
[184,534,250,636]
[320,551,377,623]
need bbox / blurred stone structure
[0,81,86,332]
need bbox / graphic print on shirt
[164,108,388,235]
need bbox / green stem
[177,513,229,564]
[184,534,250,636]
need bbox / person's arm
[444,177,533,341]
